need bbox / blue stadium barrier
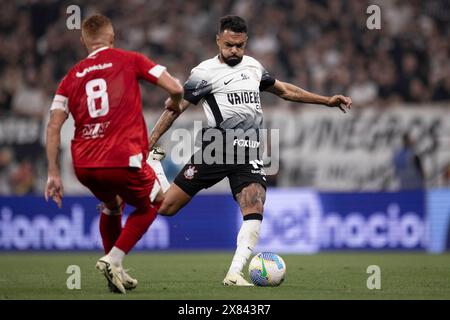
[0,195,237,251]
[0,189,432,252]
[255,189,426,253]
[426,189,450,253]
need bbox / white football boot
[105,269,137,293]
[223,272,254,287]
[95,256,126,294]
[121,269,138,290]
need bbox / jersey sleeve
[133,52,166,84]
[183,67,212,105]
[50,75,70,113]
[257,62,276,91]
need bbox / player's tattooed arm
[148,99,192,149]
[266,80,352,113]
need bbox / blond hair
[81,14,113,39]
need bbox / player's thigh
[158,183,192,216]
[118,164,157,209]
[172,160,227,201]
[163,155,230,215]
[74,167,118,204]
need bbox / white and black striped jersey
[183,55,275,131]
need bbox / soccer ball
[248,252,286,286]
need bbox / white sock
[107,246,125,267]
[147,158,170,192]
[228,219,262,275]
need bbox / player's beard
[222,53,243,67]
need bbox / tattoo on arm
[149,110,180,149]
[149,100,191,149]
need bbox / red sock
[114,205,158,254]
[99,212,122,254]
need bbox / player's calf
[98,196,125,254]
[158,184,191,216]
[236,183,266,215]
[224,183,266,285]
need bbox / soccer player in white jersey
[148,15,352,286]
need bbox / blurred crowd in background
[0,0,449,195]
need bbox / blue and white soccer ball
[249,252,286,287]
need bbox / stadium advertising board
[0,190,427,252]
[426,189,450,253]
[0,195,237,251]
[262,107,448,190]
[254,189,426,253]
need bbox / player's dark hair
[219,15,247,34]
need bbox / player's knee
[104,195,122,210]
[102,196,123,215]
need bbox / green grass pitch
[1,252,449,300]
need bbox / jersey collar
[87,46,110,58]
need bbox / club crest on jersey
[184,166,198,180]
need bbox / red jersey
[50,47,166,168]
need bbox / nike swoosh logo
[224,79,233,85]
[261,257,267,278]
[229,280,237,284]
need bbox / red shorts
[74,163,159,208]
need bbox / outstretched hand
[327,95,352,113]
[45,175,64,208]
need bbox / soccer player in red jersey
[44,15,183,294]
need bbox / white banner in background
[266,107,450,190]
[144,106,450,190]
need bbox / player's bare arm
[266,80,352,113]
[149,99,192,149]
[156,70,184,113]
[45,109,68,208]
[148,70,185,149]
